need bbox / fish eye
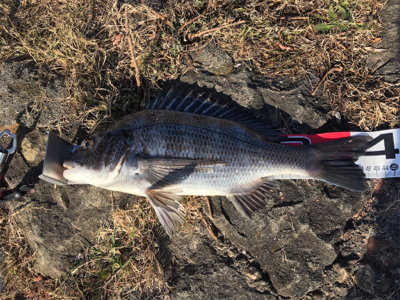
[82,138,94,149]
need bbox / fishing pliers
[0,129,33,203]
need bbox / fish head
[63,130,131,185]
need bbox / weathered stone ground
[1,0,399,299]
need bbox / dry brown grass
[0,196,201,299]
[51,197,166,299]
[1,0,397,131]
[0,0,398,298]
[0,198,166,299]
[0,207,40,299]
[180,196,203,234]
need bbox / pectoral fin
[146,189,186,236]
[227,177,279,219]
[138,156,226,189]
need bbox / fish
[63,90,372,236]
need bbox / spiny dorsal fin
[227,178,279,219]
[146,89,281,138]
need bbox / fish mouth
[63,160,82,170]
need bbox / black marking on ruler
[364,133,400,159]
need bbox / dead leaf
[373,38,382,43]
[113,34,123,46]
[365,47,387,52]
[33,275,43,282]
[278,44,292,51]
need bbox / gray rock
[0,62,69,128]
[179,61,328,133]
[165,234,276,300]
[193,44,234,76]
[368,0,400,83]
[205,179,369,298]
[353,264,376,295]
[246,266,262,281]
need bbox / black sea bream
[63,91,372,236]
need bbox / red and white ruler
[275,129,400,179]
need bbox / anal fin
[227,177,279,219]
[145,189,185,236]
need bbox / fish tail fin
[307,135,372,191]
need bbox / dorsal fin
[146,89,281,138]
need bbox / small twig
[179,15,201,31]
[379,198,400,214]
[11,206,51,217]
[63,64,72,100]
[147,6,174,28]
[110,191,115,225]
[199,213,218,241]
[125,6,141,88]
[353,179,382,221]
[374,82,400,92]
[205,196,213,219]
[189,20,245,40]
[280,112,292,134]
[372,179,384,195]
[381,96,399,102]
[279,16,309,20]
[183,44,207,75]
[312,66,343,96]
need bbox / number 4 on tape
[364,133,399,159]
[278,129,400,179]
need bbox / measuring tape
[274,129,400,179]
